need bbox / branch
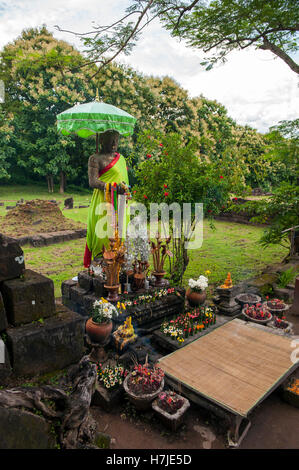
[260,37,299,75]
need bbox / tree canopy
[58,0,299,74]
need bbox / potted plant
[123,360,165,411]
[152,390,190,431]
[86,298,122,344]
[242,303,272,325]
[151,233,172,286]
[92,362,128,411]
[186,275,209,306]
[271,315,293,334]
[264,298,289,318]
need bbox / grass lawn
[1,185,287,297]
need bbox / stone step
[6,305,86,376]
[1,269,55,326]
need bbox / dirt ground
[91,386,299,449]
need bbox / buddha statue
[220,272,233,289]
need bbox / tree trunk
[59,171,66,194]
[0,356,98,449]
[46,175,54,193]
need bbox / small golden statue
[112,316,137,352]
[220,272,233,289]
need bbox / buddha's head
[99,130,119,154]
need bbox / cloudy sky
[0,0,298,133]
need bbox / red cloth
[83,243,92,268]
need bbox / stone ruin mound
[2,199,84,238]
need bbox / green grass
[1,184,287,297]
[0,184,92,220]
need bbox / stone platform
[62,271,185,332]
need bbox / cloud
[0,1,298,133]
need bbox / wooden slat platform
[158,319,297,417]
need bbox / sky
[0,0,298,133]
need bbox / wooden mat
[158,319,297,417]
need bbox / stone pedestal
[0,234,25,282]
[214,286,241,316]
[6,305,85,376]
[1,269,55,326]
[62,271,185,331]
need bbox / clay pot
[134,273,145,290]
[85,318,113,344]
[123,374,164,411]
[242,308,272,325]
[152,271,167,287]
[104,284,119,302]
[186,288,207,306]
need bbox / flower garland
[123,287,180,309]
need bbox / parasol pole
[96,132,99,153]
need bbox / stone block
[70,285,88,305]
[82,294,97,315]
[0,408,56,449]
[30,235,45,247]
[1,269,55,326]
[0,292,8,332]
[78,271,93,291]
[61,279,77,299]
[93,277,105,297]
[6,305,86,376]
[0,343,12,384]
[0,234,25,282]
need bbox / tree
[0,27,97,192]
[58,0,299,75]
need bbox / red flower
[143,195,148,199]
[163,184,168,188]
[219,175,224,179]
[133,190,136,194]
[159,143,163,147]
[164,192,169,197]
[208,209,212,213]
[164,152,168,155]
[146,154,152,158]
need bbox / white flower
[188,275,208,291]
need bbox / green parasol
[57,93,136,150]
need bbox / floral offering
[123,288,179,308]
[243,303,271,321]
[96,363,128,389]
[127,364,164,395]
[286,378,299,396]
[161,307,216,343]
[92,298,125,324]
[188,275,209,292]
[273,316,289,329]
[157,391,185,415]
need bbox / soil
[1,199,84,237]
[91,382,299,449]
